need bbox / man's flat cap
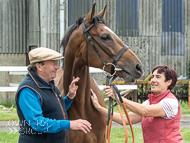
[29,47,63,64]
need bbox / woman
[91,65,183,143]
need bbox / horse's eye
[100,34,112,41]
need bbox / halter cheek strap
[82,20,128,75]
[111,45,128,75]
[82,22,94,66]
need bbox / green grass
[0,106,19,121]
[0,131,19,143]
[180,102,190,114]
[110,127,143,143]
[110,127,190,143]
[0,98,189,121]
[181,128,190,142]
[0,101,16,108]
[0,127,190,143]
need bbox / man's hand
[70,119,92,133]
[68,77,80,99]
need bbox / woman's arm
[103,86,166,117]
[122,97,165,117]
[91,90,142,125]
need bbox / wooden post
[6,71,10,101]
[188,81,190,107]
[140,84,143,95]
[145,73,152,93]
[132,90,137,102]
[146,81,149,92]
[132,81,137,102]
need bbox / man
[15,47,91,143]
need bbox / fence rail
[0,66,137,92]
[103,76,190,107]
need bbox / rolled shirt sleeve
[158,98,179,119]
[63,95,73,111]
[142,99,179,119]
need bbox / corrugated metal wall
[64,0,116,31]
[37,0,60,51]
[27,0,60,52]
[0,0,27,53]
[1,0,190,78]
[116,0,139,37]
[64,0,190,79]
[68,0,91,26]
[0,0,60,54]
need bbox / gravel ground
[0,114,190,132]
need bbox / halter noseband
[82,19,128,75]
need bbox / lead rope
[105,75,113,143]
[105,75,135,143]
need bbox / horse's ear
[96,5,107,19]
[85,3,96,24]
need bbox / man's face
[40,60,60,82]
[150,69,171,95]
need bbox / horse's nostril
[136,63,142,74]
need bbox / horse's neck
[64,55,91,103]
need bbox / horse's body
[54,4,143,143]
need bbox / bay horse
[54,3,143,143]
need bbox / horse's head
[64,3,143,83]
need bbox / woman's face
[150,69,172,95]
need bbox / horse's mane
[60,15,105,57]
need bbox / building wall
[0,0,60,54]
[0,0,60,103]
[1,0,190,103]
[0,0,27,54]
[1,0,189,77]
[64,0,190,82]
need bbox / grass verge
[0,127,190,143]
[0,106,19,121]
[0,98,189,121]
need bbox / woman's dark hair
[27,61,45,72]
[152,65,178,90]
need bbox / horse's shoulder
[55,68,64,83]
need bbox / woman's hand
[103,86,116,100]
[91,89,101,109]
